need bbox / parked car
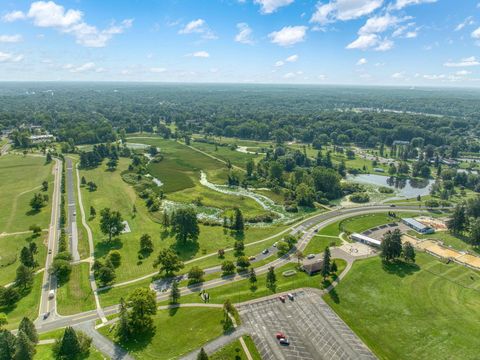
[278,296,286,303]
[306,254,315,259]
[276,332,286,339]
[279,338,290,345]
[48,290,55,299]
[390,204,396,207]
[287,293,294,301]
[248,256,256,261]
[262,249,269,255]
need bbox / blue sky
[0,0,479,86]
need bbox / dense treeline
[0,83,479,151]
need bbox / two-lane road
[66,157,80,261]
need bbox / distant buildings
[392,140,410,146]
[29,134,54,143]
[402,218,434,234]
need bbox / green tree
[330,260,338,273]
[380,229,403,262]
[246,159,254,177]
[266,266,276,292]
[99,208,125,242]
[469,218,480,246]
[154,249,184,276]
[236,256,250,271]
[127,288,157,333]
[14,330,35,360]
[53,327,82,359]
[232,207,245,232]
[0,313,7,329]
[0,287,19,307]
[248,268,257,288]
[107,250,122,268]
[18,317,38,344]
[447,204,468,234]
[15,264,33,289]
[221,260,235,276]
[89,206,96,218]
[42,180,49,192]
[20,247,35,268]
[188,266,205,284]
[0,329,16,360]
[403,242,416,263]
[115,298,130,342]
[50,253,72,284]
[29,193,46,211]
[197,348,209,360]
[233,240,245,255]
[171,208,200,243]
[106,157,118,171]
[170,280,180,304]
[139,233,154,254]
[295,183,315,207]
[98,265,116,286]
[321,247,331,279]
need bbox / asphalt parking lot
[238,290,376,360]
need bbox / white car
[306,254,315,259]
[48,290,55,300]
[262,249,269,255]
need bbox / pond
[347,174,434,199]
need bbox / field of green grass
[189,140,260,169]
[173,260,347,305]
[1,273,42,329]
[99,307,225,359]
[211,335,262,360]
[57,262,96,315]
[0,154,54,233]
[0,232,47,286]
[34,344,106,359]
[80,157,287,283]
[303,235,342,255]
[324,253,480,360]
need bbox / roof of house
[402,218,430,230]
[302,259,324,274]
[351,233,382,246]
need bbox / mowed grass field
[56,262,96,315]
[0,154,54,233]
[80,157,289,283]
[99,307,225,360]
[189,140,261,169]
[0,232,47,286]
[324,253,480,360]
[34,344,106,360]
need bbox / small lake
[347,174,434,199]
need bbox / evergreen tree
[115,298,130,342]
[20,247,35,268]
[403,242,416,263]
[469,218,480,246]
[15,264,34,289]
[266,267,276,292]
[232,207,244,232]
[18,317,38,344]
[139,233,154,254]
[248,268,257,288]
[197,348,209,360]
[447,204,468,234]
[0,329,16,360]
[380,229,403,262]
[321,247,331,279]
[14,330,35,360]
[170,280,180,304]
[330,260,338,273]
[55,327,81,358]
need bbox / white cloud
[0,52,24,63]
[283,70,304,79]
[359,14,401,35]
[310,0,383,25]
[346,34,378,50]
[235,23,254,44]
[285,54,299,62]
[455,16,474,31]
[150,67,167,73]
[318,74,327,80]
[275,60,285,67]
[69,62,96,73]
[375,38,393,51]
[2,10,26,22]
[7,1,132,47]
[392,0,436,10]
[191,51,210,58]
[0,34,23,43]
[391,71,406,79]
[356,57,367,65]
[254,0,294,14]
[455,70,471,76]
[444,56,480,67]
[268,26,307,46]
[471,27,480,39]
[179,18,216,39]
[404,31,417,38]
[423,73,445,80]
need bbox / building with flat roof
[351,233,382,247]
[301,259,324,275]
[402,218,434,234]
[29,134,54,143]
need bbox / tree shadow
[381,260,420,277]
[116,328,155,352]
[95,238,123,258]
[168,306,179,317]
[26,209,40,216]
[327,287,340,304]
[173,241,199,261]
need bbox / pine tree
[266,267,276,292]
[15,264,34,289]
[55,327,81,358]
[116,298,130,342]
[197,347,209,360]
[170,280,180,304]
[321,247,331,279]
[0,329,16,360]
[403,242,416,263]
[233,208,244,232]
[14,330,35,360]
[18,317,38,344]
[20,247,35,268]
[248,268,257,288]
[330,260,338,274]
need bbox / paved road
[239,289,376,360]
[66,157,80,261]
[36,157,62,324]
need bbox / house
[29,134,54,144]
[301,259,324,275]
[402,218,434,234]
[392,140,410,146]
[351,233,381,247]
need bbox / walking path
[74,162,107,323]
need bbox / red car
[276,332,286,340]
[278,295,286,303]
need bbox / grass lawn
[0,232,47,286]
[303,235,342,255]
[99,307,225,360]
[323,253,480,360]
[211,335,262,360]
[80,156,288,284]
[0,154,54,233]
[1,273,42,330]
[56,262,96,315]
[242,335,262,360]
[34,344,106,360]
[174,261,347,305]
